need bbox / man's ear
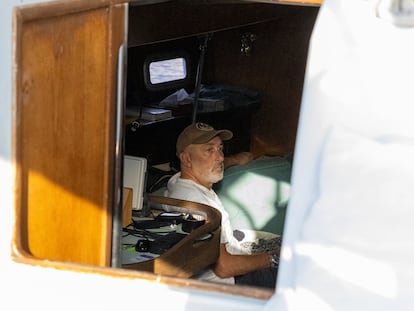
[179,152,191,168]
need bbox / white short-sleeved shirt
[166,172,235,284]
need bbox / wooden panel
[128,1,321,47]
[14,3,125,267]
[204,5,319,153]
[129,2,302,47]
[122,188,133,227]
[256,0,322,5]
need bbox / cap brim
[192,129,233,144]
[216,129,233,141]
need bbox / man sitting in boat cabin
[166,122,280,289]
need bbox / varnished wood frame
[12,0,126,266]
[246,0,322,5]
[9,0,322,300]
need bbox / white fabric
[297,126,414,309]
[266,0,414,310]
[166,172,235,284]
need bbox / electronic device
[123,156,147,211]
[147,232,187,255]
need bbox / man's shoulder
[168,177,213,206]
[167,173,199,198]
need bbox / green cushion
[214,156,292,235]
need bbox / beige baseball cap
[176,122,233,155]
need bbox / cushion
[214,156,292,235]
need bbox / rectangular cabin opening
[121,0,319,291]
[12,0,320,301]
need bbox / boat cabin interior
[13,0,320,299]
[125,1,319,167]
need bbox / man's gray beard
[211,171,224,184]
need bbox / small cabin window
[144,52,190,91]
[149,57,187,84]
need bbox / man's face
[183,136,225,187]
